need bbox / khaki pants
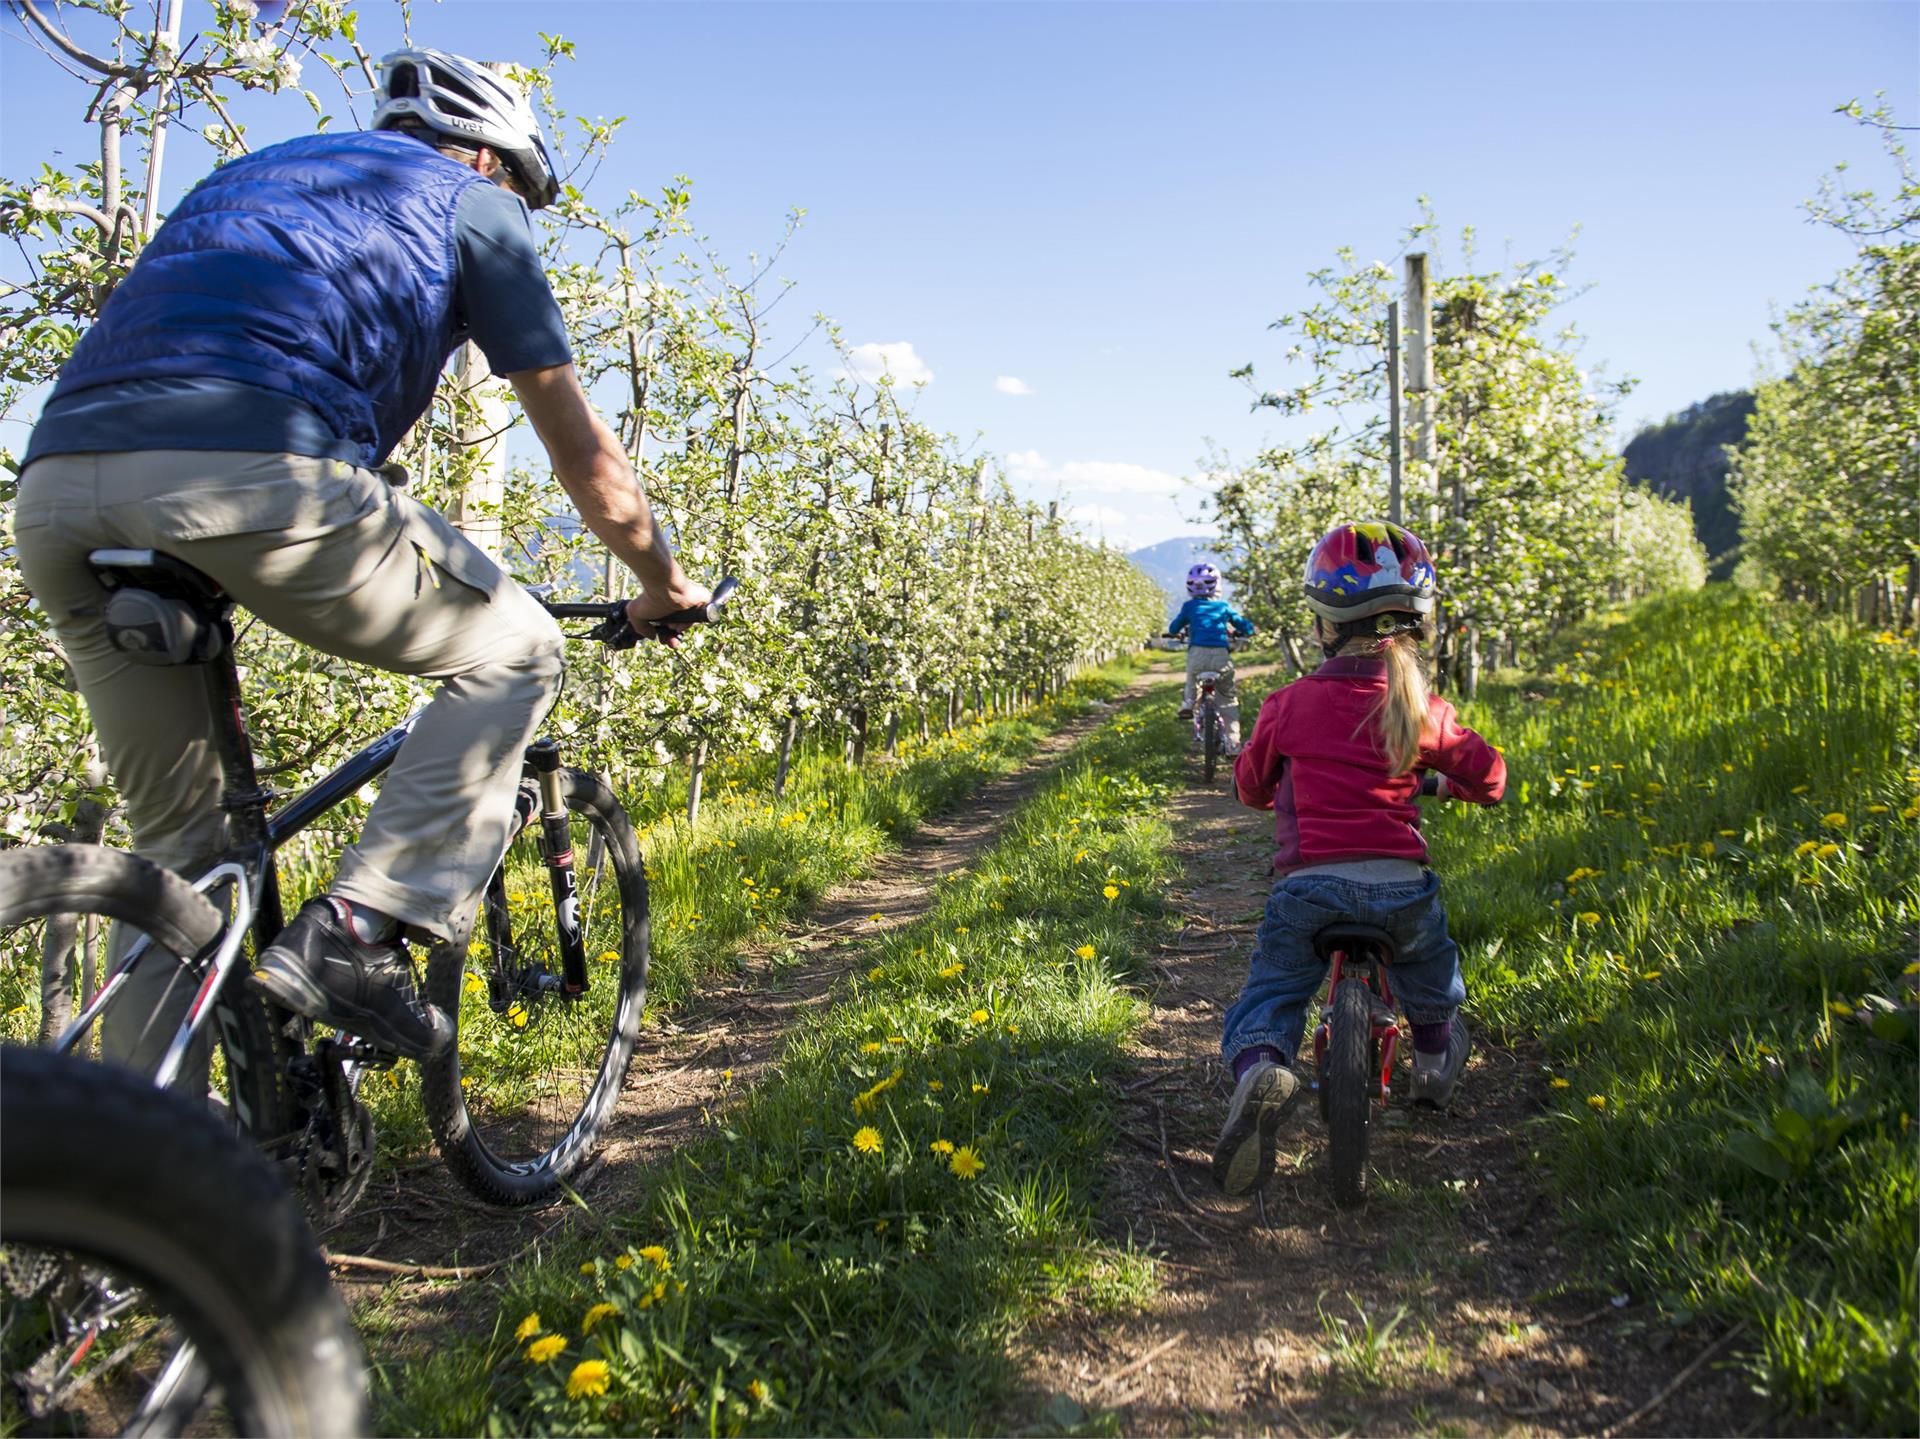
[16,450,567,1071]
[1184,645,1241,747]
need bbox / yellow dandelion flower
[869,966,885,982]
[970,1009,989,1025]
[1586,1095,1607,1112]
[1821,812,1847,829]
[514,1312,542,1342]
[1829,1000,1854,1018]
[1549,1077,1571,1089]
[747,1379,769,1405]
[861,1040,884,1054]
[867,912,884,923]
[1902,802,1920,820]
[651,1281,667,1302]
[852,1126,883,1154]
[566,1359,611,1399]
[939,963,965,979]
[1794,839,1821,857]
[972,1082,989,1095]
[1075,944,1096,960]
[888,1035,907,1045]
[526,1334,566,1363]
[930,1138,955,1154]
[1697,841,1716,858]
[1576,911,1601,925]
[950,1145,985,1180]
[1719,828,1737,837]
[614,1255,634,1271]
[1866,804,1889,815]
[637,1245,670,1269]
[1641,970,1663,981]
[1103,884,1119,900]
[1790,784,1810,795]
[581,1302,618,1334]
[579,1261,595,1275]
[928,1080,944,1091]
[1815,842,1841,859]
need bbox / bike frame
[53,557,589,1088]
[1311,949,1403,1103]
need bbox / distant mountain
[1622,391,1754,578]
[1130,535,1228,609]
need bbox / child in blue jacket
[1167,564,1256,750]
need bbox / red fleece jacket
[1234,655,1506,873]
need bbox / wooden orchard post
[1404,253,1435,534]
[1387,300,1404,526]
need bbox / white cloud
[994,375,1034,396]
[844,341,933,387]
[1002,449,1182,497]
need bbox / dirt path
[1013,674,1767,1438]
[330,676,1157,1320]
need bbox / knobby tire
[1326,977,1374,1208]
[0,1046,366,1437]
[421,767,649,1207]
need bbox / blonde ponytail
[1366,624,1435,775]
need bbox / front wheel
[422,767,649,1206]
[0,1046,366,1437]
[1325,978,1375,1208]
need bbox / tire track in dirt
[330,673,1162,1330]
[1012,666,1767,1438]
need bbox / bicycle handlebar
[538,576,740,648]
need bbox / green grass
[1416,588,1918,1428]
[376,683,1190,1436]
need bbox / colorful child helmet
[1301,521,1437,622]
[1185,563,1220,597]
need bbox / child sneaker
[1210,1059,1300,1196]
[1408,1021,1472,1109]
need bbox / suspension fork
[527,740,590,995]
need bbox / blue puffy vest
[49,131,487,467]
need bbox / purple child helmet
[1185,563,1220,597]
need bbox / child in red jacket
[1211,521,1506,1197]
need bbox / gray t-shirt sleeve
[453,182,573,375]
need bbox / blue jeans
[1220,870,1466,1066]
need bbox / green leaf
[1727,1132,1791,1182]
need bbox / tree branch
[11,0,127,78]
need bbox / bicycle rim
[423,768,648,1206]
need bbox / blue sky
[3,1,1913,547]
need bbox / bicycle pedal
[329,1042,401,1067]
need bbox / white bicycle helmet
[373,48,559,210]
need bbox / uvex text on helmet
[373,48,560,210]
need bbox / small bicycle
[1307,773,1448,1207]
[1309,921,1403,1208]
[1192,669,1229,783]
[0,547,736,1220]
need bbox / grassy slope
[378,682,1191,1436]
[1419,588,1917,1427]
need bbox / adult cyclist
[1166,563,1256,753]
[14,49,707,1070]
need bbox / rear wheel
[1203,706,1223,783]
[421,767,649,1206]
[0,1046,366,1437]
[1325,977,1375,1208]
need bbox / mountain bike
[0,546,736,1219]
[1,1043,366,1436]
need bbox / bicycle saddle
[1312,921,1396,963]
[89,548,233,666]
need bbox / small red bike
[1309,921,1403,1207]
